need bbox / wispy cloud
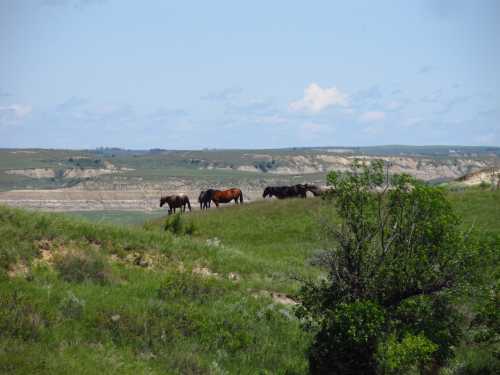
[41,0,106,9]
[352,85,382,104]
[0,104,32,124]
[225,98,276,116]
[289,83,348,113]
[403,117,424,127]
[201,87,243,102]
[359,111,385,123]
[421,88,443,103]
[417,65,434,74]
[56,96,88,112]
[434,95,470,114]
[148,108,188,122]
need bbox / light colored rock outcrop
[5,168,56,178]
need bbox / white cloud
[363,125,385,135]
[403,117,423,127]
[359,111,385,123]
[302,122,323,132]
[385,101,403,111]
[289,83,348,113]
[0,104,32,123]
[254,115,287,125]
[474,133,497,145]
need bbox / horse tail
[239,190,243,203]
[186,197,192,211]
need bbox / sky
[0,0,499,149]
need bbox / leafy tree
[297,160,477,374]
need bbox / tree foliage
[297,160,478,374]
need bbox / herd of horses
[159,184,325,214]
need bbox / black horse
[160,194,191,214]
[198,189,216,210]
[262,184,307,199]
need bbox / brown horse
[211,188,243,207]
[160,194,191,214]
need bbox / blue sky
[1,0,499,149]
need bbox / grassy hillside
[1,187,499,374]
[0,201,317,374]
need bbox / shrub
[0,290,48,341]
[164,214,196,236]
[308,300,385,374]
[59,292,85,319]
[377,333,438,374]
[157,272,223,301]
[479,180,491,189]
[54,249,113,285]
[298,160,479,373]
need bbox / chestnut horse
[211,188,243,207]
[160,194,191,214]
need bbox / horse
[160,194,191,214]
[198,189,216,210]
[304,184,326,196]
[262,184,307,199]
[210,188,243,207]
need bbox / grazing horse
[304,184,326,196]
[198,189,216,210]
[211,188,243,207]
[262,184,307,199]
[160,194,191,214]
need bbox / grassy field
[1,187,499,374]
[65,210,167,227]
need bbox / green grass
[0,204,311,374]
[64,210,167,226]
[448,187,500,234]
[1,187,499,374]
[152,198,331,291]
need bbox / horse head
[198,190,205,203]
[159,196,167,207]
[263,187,272,198]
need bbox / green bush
[54,249,113,285]
[157,272,224,301]
[377,333,438,374]
[307,300,385,374]
[0,290,49,341]
[164,214,196,236]
[298,160,482,373]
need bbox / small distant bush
[54,249,113,285]
[158,272,223,301]
[59,292,86,319]
[479,180,491,189]
[164,214,196,236]
[0,291,49,341]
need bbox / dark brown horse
[160,194,191,214]
[211,188,243,207]
[198,189,216,210]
